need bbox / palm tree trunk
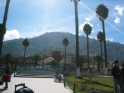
[74,0,80,77]
[0,29,4,58]
[102,20,107,68]
[65,45,66,70]
[0,0,10,59]
[3,0,10,27]
[23,46,26,67]
[97,62,100,73]
[100,42,103,69]
[87,35,89,69]
[42,55,45,68]
[64,45,66,87]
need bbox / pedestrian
[121,63,124,84]
[4,63,11,89]
[111,60,124,93]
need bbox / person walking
[111,60,124,93]
[4,63,11,89]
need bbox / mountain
[2,32,124,61]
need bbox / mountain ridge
[2,32,124,61]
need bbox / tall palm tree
[63,38,69,71]
[97,31,104,69]
[83,23,92,69]
[0,0,10,58]
[96,4,109,68]
[63,38,69,87]
[71,0,81,77]
[22,38,29,67]
[32,54,42,67]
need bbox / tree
[51,51,62,63]
[71,0,81,77]
[0,0,10,58]
[96,4,109,68]
[4,53,12,65]
[83,23,92,69]
[32,54,42,67]
[22,38,29,67]
[79,55,86,71]
[97,31,104,69]
[93,55,101,73]
[63,38,69,70]
[49,60,57,68]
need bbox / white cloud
[42,28,46,31]
[85,16,94,22]
[114,17,120,24]
[94,36,97,40]
[4,30,21,41]
[34,29,36,31]
[107,38,114,42]
[79,16,94,30]
[79,22,93,30]
[89,36,93,39]
[115,5,124,16]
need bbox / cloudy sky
[0,0,124,44]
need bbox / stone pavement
[0,74,72,93]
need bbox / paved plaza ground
[15,70,55,78]
[0,73,71,93]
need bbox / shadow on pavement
[0,88,7,92]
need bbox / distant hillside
[2,32,124,60]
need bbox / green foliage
[97,31,104,42]
[47,60,58,67]
[93,55,101,63]
[3,53,12,64]
[96,4,109,20]
[83,23,92,35]
[23,38,29,47]
[65,75,114,93]
[79,55,86,70]
[63,38,69,46]
[32,54,42,67]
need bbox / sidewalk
[0,75,72,93]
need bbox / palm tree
[96,4,109,68]
[0,0,10,58]
[83,23,92,69]
[22,38,29,67]
[4,53,12,65]
[63,38,69,71]
[97,31,104,69]
[32,54,42,67]
[71,0,81,77]
[93,55,101,73]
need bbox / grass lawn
[65,75,114,93]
